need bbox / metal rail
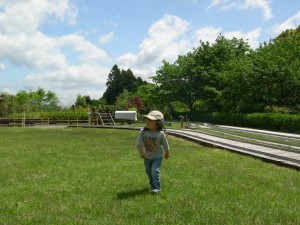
[216,125,300,142]
[180,128,300,154]
[168,129,300,170]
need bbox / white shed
[115,111,137,121]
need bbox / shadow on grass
[117,188,149,200]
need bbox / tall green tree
[0,92,14,117]
[114,89,133,110]
[44,90,60,111]
[222,27,300,113]
[192,36,251,111]
[13,90,29,113]
[154,36,251,111]
[134,83,161,112]
[154,54,198,111]
[74,94,87,108]
[102,65,147,104]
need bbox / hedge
[171,111,300,134]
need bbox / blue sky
[0,0,299,105]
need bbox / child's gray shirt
[136,129,169,159]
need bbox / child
[136,110,170,194]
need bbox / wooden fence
[0,118,94,127]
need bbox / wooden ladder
[99,113,115,125]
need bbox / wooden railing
[0,118,92,127]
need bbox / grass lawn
[0,127,299,224]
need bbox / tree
[192,36,251,111]
[74,94,87,108]
[44,90,60,111]
[28,88,46,111]
[102,65,147,104]
[128,96,143,112]
[85,96,92,106]
[0,92,14,117]
[154,55,198,111]
[154,36,251,112]
[114,89,133,110]
[13,90,29,113]
[222,27,300,113]
[134,83,160,112]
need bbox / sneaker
[150,189,160,194]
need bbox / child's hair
[143,120,166,133]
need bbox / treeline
[154,26,300,114]
[0,88,61,117]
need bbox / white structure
[115,111,137,121]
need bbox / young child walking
[136,110,170,194]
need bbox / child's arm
[162,132,170,159]
[164,149,170,159]
[137,147,145,158]
[136,130,144,158]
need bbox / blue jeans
[144,157,163,190]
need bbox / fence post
[77,118,78,128]
[22,111,26,127]
[179,115,184,128]
[48,117,50,125]
[88,112,91,127]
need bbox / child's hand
[140,152,145,158]
[164,152,170,160]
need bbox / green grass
[0,127,299,224]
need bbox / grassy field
[0,127,299,224]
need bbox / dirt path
[31,125,68,129]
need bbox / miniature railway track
[167,129,300,170]
[180,128,300,153]
[216,125,300,141]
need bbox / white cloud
[118,15,262,81]
[0,0,77,34]
[117,15,191,77]
[269,11,300,36]
[244,0,273,20]
[195,26,261,48]
[101,19,117,27]
[57,89,104,106]
[0,0,110,105]
[207,0,273,20]
[24,64,110,105]
[59,34,109,62]
[207,0,222,9]
[224,28,261,48]
[24,64,109,90]
[0,63,5,71]
[194,26,222,43]
[99,32,114,45]
[0,32,68,69]
[0,86,12,94]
